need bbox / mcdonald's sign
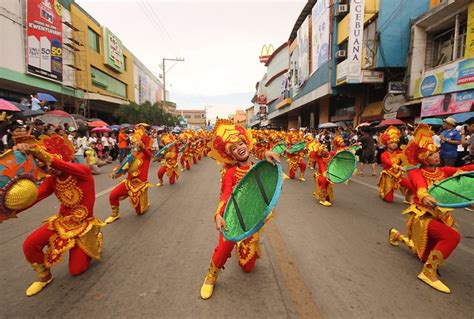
[259,44,274,63]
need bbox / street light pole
[162,57,184,112]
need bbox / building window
[184,115,191,119]
[431,21,467,67]
[123,55,127,71]
[194,114,203,119]
[90,66,127,98]
[88,28,100,53]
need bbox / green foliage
[114,101,179,126]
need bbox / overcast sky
[76,0,305,119]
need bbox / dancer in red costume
[312,143,335,207]
[156,133,179,186]
[200,120,279,300]
[106,125,152,224]
[389,124,474,293]
[179,132,192,171]
[378,126,413,203]
[11,134,103,296]
[286,130,306,181]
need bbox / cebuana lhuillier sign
[347,0,365,83]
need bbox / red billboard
[26,0,63,82]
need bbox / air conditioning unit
[335,50,347,58]
[336,4,348,16]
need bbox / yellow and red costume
[378,126,413,203]
[332,135,346,152]
[107,126,152,223]
[305,135,317,169]
[313,143,335,207]
[286,130,306,180]
[201,120,261,300]
[18,134,103,296]
[389,124,474,293]
[156,133,179,186]
[178,132,192,171]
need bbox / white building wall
[408,25,427,98]
[62,7,76,88]
[266,45,289,80]
[0,0,25,72]
[133,61,163,104]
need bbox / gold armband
[30,146,53,167]
[417,187,430,200]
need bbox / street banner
[311,0,330,75]
[103,27,125,73]
[421,90,474,117]
[26,0,63,82]
[297,16,310,87]
[414,58,474,98]
[347,0,365,83]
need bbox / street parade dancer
[10,133,104,296]
[332,134,347,152]
[156,133,180,187]
[378,126,413,203]
[179,132,193,171]
[389,124,474,293]
[313,142,335,207]
[286,130,306,181]
[200,119,279,300]
[106,125,152,224]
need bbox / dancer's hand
[215,214,228,232]
[422,195,437,207]
[264,151,280,165]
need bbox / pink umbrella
[91,126,111,133]
[377,118,405,127]
[88,120,109,127]
[0,99,21,112]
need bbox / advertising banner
[26,0,63,82]
[421,90,474,117]
[103,27,125,73]
[414,58,474,98]
[311,0,329,75]
[347,0,365,83]
[297,16,310,87]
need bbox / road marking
[95,185,116,198]
[350,178,474,256]
[266,221,323,319]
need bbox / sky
[76,0,306,119]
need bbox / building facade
[0,0,165,122]
[178,109,206,129]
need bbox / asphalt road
[1,158,474,319]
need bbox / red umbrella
[0,99,21,112]
[46,110,72,117]
[91,126,111,133]
[88,120,109,127]
[377,118,405,127]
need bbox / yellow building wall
[70,4,135,102]
[338,0,379,44]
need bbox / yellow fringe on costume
[237,232,261,266]
[44,211,104,268]
[313,172,334,202]
[123,178,151,211]
[378,168,403,199]
[403,204,455,260]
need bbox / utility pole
[162,57,184,112]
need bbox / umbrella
[355,122,371,129]
[37,93,57,102]
[88,120,109,127]
[0,99,21,112]
[451,111,474,123]
[420,118,443,126]
[318,122,338,129]
[109,125,121,130]
[91,126,111,133]
[72,114,87,121]
[121,123,130,128]
[9,101,44,118]
[377,118,405,127]
[47,110,73,117]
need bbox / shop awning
[361,101,383,119]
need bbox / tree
[114,101,179,126]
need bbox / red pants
[193,156,198,164]
[180,156,191,170]
[23,224,90,276]
[289,160,307,179]
[157,166,176,184]
[212,233,257,273]
[109,182,144,214]
[422,219,461,262]
[383,177,414,203]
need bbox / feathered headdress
[381,126,401,146]
[332,135,345,149]
[207,119,253,165]
[402,124,438,165]
[37,134,75,162]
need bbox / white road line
[350,177,474,256]
[95,185,116,198]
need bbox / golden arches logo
[259,45,274,63]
